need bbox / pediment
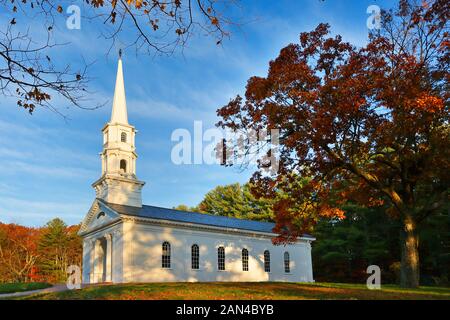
[79,199,121,235]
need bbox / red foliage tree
[0,223,41,282]
[217,0,449,288]
[0,221,82,283]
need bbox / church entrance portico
[92,234,112,283]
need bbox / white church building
[79,57,315,284]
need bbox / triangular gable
[79,199,121,235]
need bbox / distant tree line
[176,181,450,286]
[313,204,449,286]
[0,219,81,283]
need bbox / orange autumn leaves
[0,222,81,283]
[0,224,40,282]
[217,0,449,244]
[414,94,444,113]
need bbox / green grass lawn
[16,282,450,300]
[0,282,52,294]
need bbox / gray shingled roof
[103,200,314,238]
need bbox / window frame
[264,250,271,273]
[121,132,127,143]
[120,159,127,173]
[284,251,290,273]
[191,244,200,270]
[217,246,225,271]
[162,241,171,269]
[242,248,249,272]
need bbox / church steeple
[111,54,128,125]
[92,54,145,208]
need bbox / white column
[90,239,96,284]
[82,240,90,284]
[112,228,123,283]
[306,241,314,282]
[94,239,104,283]
[105,234,113,282]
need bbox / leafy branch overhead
[1,0,239,113]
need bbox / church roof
[103,200,314,238]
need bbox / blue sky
[0,0,393,226]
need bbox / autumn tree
[217,0,449,288]
[0,223,41,282]
[1,0,240,113]
[65,224,83,271]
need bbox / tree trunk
[400,215,420,288]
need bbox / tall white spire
[92,52,145,208]
[111,54,128,124]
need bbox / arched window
[284,252,290,273]
[191,244,199,270]
[96,212,106,219]
[120,159,127,173]
[242,248,249,271]
[162,242,171,268]
[217,246,225,271]
[121,132,127,143]
[264,250,271,273]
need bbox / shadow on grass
[19,282,450,300]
